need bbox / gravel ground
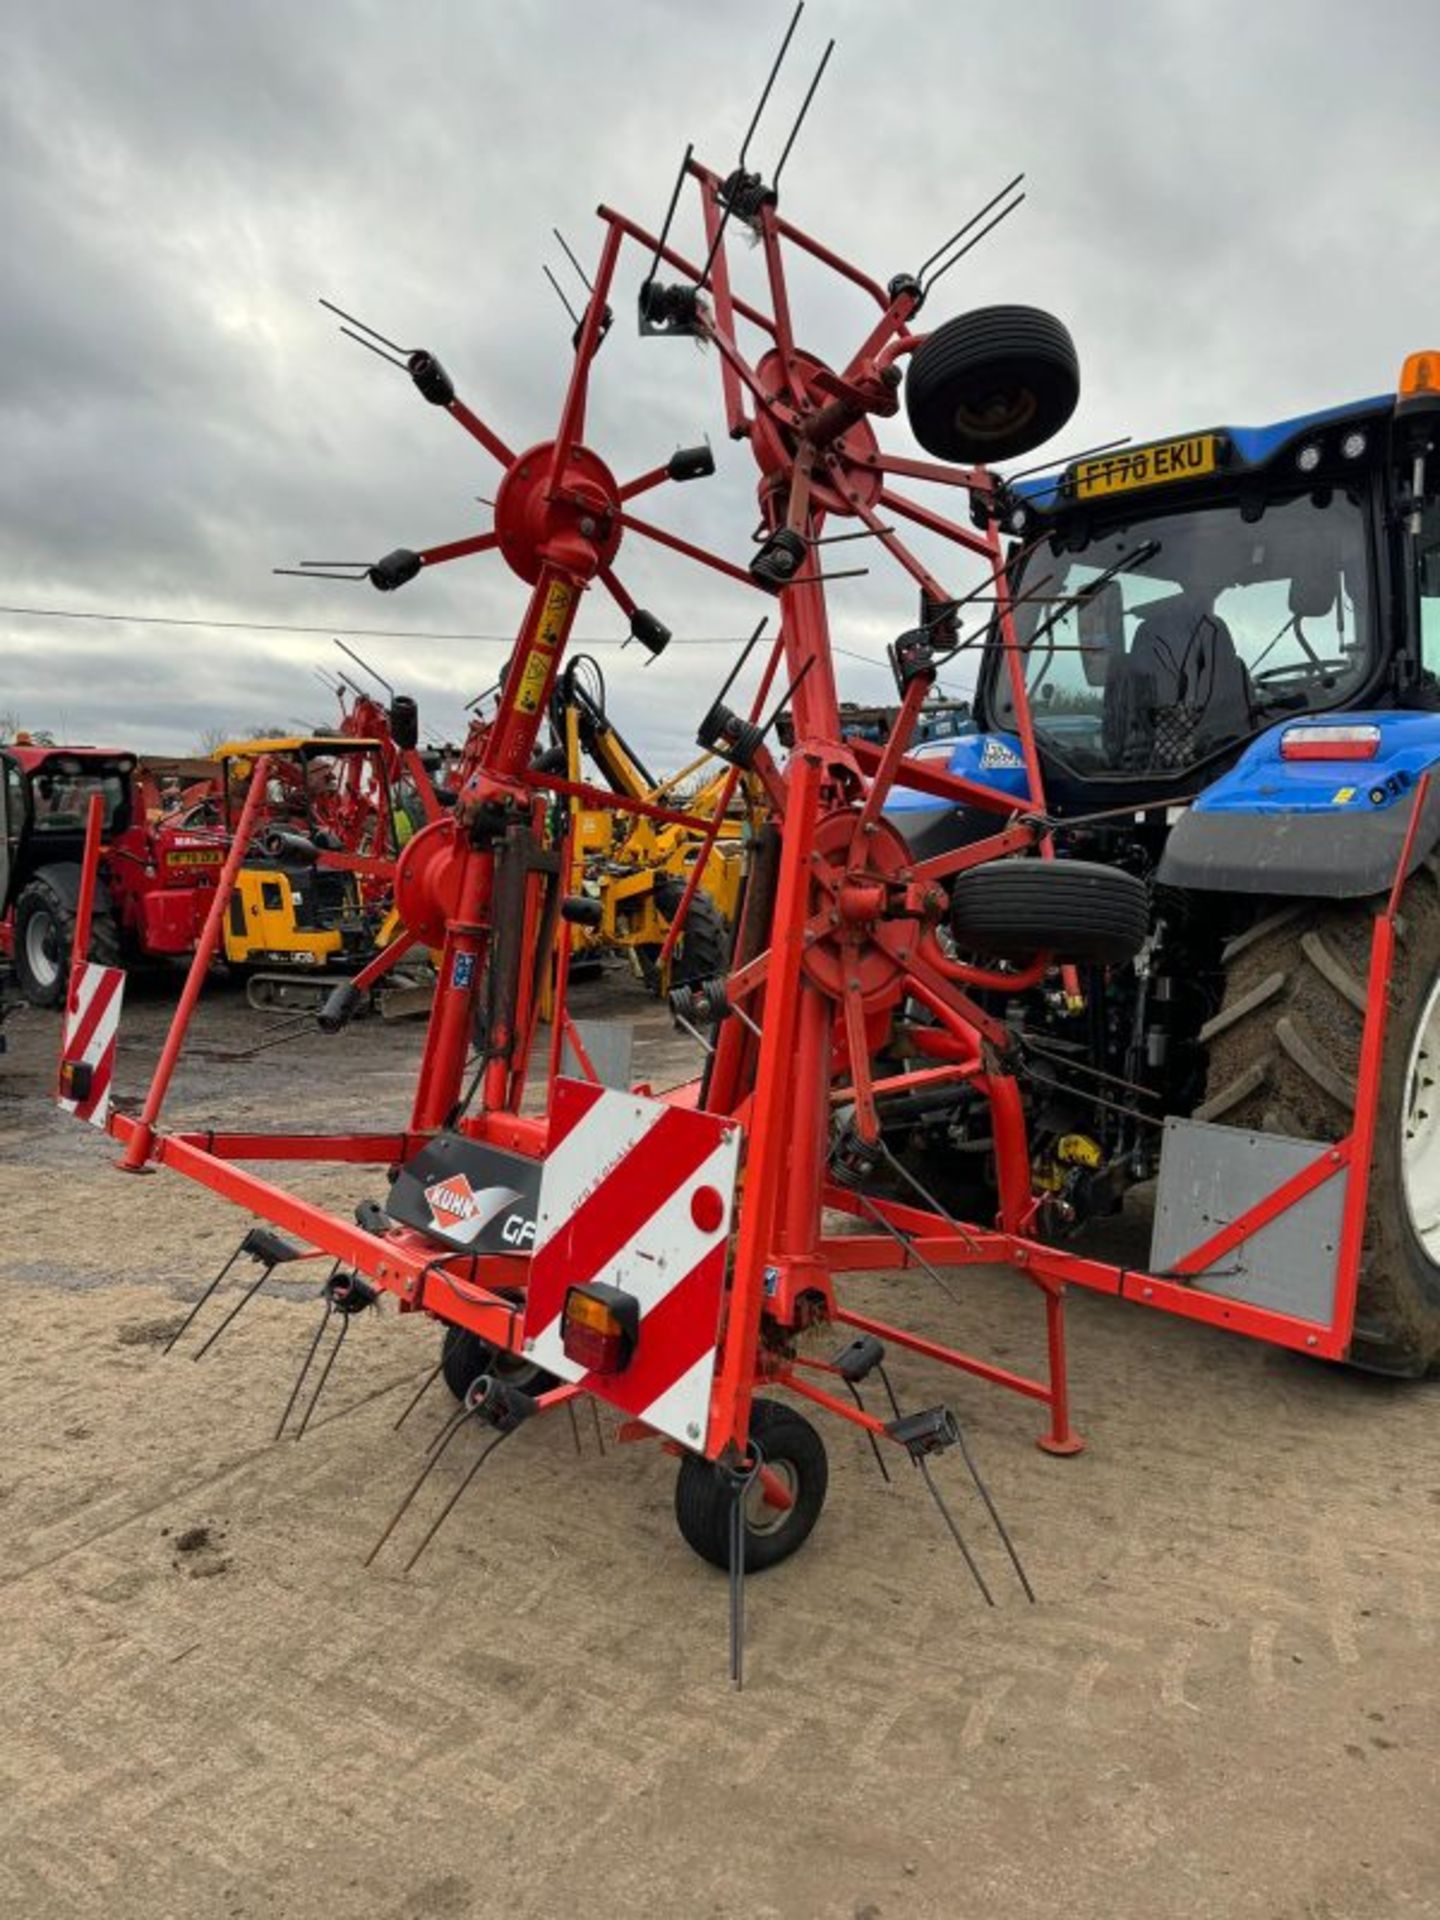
[1,970,1437,1919]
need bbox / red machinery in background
[2,740,226,1007]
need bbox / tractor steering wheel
[1252,657,1350,693]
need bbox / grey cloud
[4,0,1438,759]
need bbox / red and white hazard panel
[523,1079,741,1448]
[57,962,126,1128]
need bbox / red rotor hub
[493,439,623,584]
[751,349,883,518]
[800,809,918,1007]
[393,815,473,949]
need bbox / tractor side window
[1420,500,1440,681]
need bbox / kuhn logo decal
[423,1174,524,1243]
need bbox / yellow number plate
[166,848,224,867]
[1073,435,1219,501]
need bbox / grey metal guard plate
[1150,1117,1346,1324]
[559,1019,634,1090]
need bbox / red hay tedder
[54,12,1440,1675]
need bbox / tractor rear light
[1280,724,1381,761]
[561,1283,639,1373]
[1340,429,1368,460]
[1295,441,1323,474]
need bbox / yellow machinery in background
[549,658,757,993]
[209,736,407,1010]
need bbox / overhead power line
[0,601,901,673]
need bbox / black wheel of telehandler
[905,305,1080,465]
[440,1318,557,1402]
[1198,875,1440,1375]
[639,877,732,993]
[674,1398,828,1573]
[13,876,121,1008]
[948,858,1149,965]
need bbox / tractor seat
[1102,595,1252,771]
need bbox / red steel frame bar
[119,757,274,1171]
[67,793,106,1002]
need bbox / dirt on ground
[1,971,1438,1919]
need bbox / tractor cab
[965,362,1440,815]
[0,747,135,915]
[1,745,234,1006]
[0,748,140,1004]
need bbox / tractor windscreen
[994,487,1372,777]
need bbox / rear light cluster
[1279,724,1380,762]
[561,1283,639,1373]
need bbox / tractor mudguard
[27,859,120,935]
[1157,712,1440,898]
[29,859,86,911]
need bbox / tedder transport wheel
[1199,881,1440,1375]
[674,1398,828,1573]
[13,877,121,1009]
[440,1318,557,1401]
[639,876,732,993]
[905,305,1080,465]
[948,858,1150,965]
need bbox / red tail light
[1279,724,1380,762]
[561,1283,639,1373]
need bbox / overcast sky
[4,0,1438,766]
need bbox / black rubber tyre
[1198,879,1440,1375]
[440,1320,557,1401]
[639,876,732,993]
[905,305,1080,464]
[13,876,121,1009]
[949,858,1149,964]
[674,1397,828,1574]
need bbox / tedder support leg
[1036,1285,1084,1457]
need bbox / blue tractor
[887,351,1440,1374]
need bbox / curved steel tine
[275,1298,333,1440]
[401,1431,510,1573]
[917,1455,994,1606]
[364,1405,474,1567]
[164,1243,244,1354]
[190,1261,276,1362]
[393,1358,446,1432]
[293,1312,349,1441]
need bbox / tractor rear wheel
[13,876,121,1009]
[674,1398,828,1573]
[1199,877,1440,1375]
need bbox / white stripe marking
[533,1088,669,1254]
[530,1133,737,1351]
[632,1347,719,1443]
